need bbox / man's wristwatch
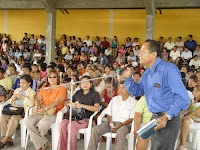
[165,114,172,120]
[110,122,114,127]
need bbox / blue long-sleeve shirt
[184,40,197,51]
[124,58,190,118]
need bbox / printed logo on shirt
[154,83,161,88]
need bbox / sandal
[5,141,13,146]
[0,142,5,149]
[177,145,187,150]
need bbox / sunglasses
[48,76,57,79]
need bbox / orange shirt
[79,68,86,76]
[38,85,67,114]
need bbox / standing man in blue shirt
[123,40,190,150]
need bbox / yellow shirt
[61,47,69,55]
[135,96,152,124]
[0,77,12,90]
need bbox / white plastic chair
[23,106,65,149]
[20,106,34,148]
[188,123,200,150]
[97,109,135,150]
[51,106,98,150]
[50,107,68,150]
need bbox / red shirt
[101,41,109,49]
[104,89,118,104]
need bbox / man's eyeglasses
[48,76,57,79]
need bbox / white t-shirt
[105,95,137,123]
[37,39,43,44]
[187,90,194,103]
[33,53,42,59]
[23,52,31,59]
[170,50,180,61]
[164,42,175,50]
[65,54,73,60]
[127,55,136,61]
[105,49,112,56]
[94,80,105,94]
[42,39,46,45]
[29,38,36,45]
[90,56,97,62]
[83,39,92,47]
[175,41,184,52]
[181,51,192,59]
[189,59,200,69]
[134,50,140,57]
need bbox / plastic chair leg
[25,131,29,149]
[106,137,111,150]
[77,133,80,139]
[128,135,134,150]
[12,131,16,139]
[197,131,200,150]
[20,121,26,148]
[189,131,193,142]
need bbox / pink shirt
[132,42,140,47]
[118,49,126,55]
[41,70,47,79]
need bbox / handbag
[2,104,24,117]
[64,106,86,124]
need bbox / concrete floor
[3,129,195,150]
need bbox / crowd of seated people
[0,32,199,150]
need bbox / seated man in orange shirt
[24,70,66,150]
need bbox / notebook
[137,119,158,139]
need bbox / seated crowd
[0,33,199,150]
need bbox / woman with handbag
[58,75,101,150]
[0,74,36,149]
[24,70,66,150]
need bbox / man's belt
[152,112,167,116]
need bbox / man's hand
[122,68,132,79]
[155,115,168,131]
[112,123,122,131]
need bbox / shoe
[0,142,5,149]
[5,141,13,146]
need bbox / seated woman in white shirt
[33,49,42,60]
[90,53,97,62]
